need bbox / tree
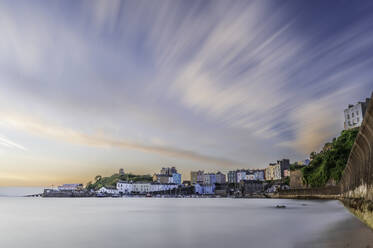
[302,128,359,187]
[86,181,94,190]
[310,151,316,160]
[86,172,153,191]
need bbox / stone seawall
[339,92,373,200]
[340,198,373,228]
[277,186,340,199]
[339,92,373,227]
[279,92,373,227]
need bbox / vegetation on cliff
[290,164,304,171]
[86,173,153,190]
[302,128,359,187]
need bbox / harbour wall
[339,92,373,227]
[276,186,340,199]
[279,92,373,227]
[43,189,94,197]
[339,93,373,200]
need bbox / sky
[0,0,372,186]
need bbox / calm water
[0,187,44,197]
[0,191,372,248]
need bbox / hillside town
[43,96,370,198]
[44,158,308,198]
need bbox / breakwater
[280,92,373,227]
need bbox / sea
[0,187,372,248]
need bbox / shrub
[302,128,358,187]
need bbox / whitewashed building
[344,98,370,130]
[273,164,281,180]
[266,163,282,181]
[58,184,83,191]
[117,181,133,194]
[98,187,119,195]
[150,184,161,192]
[117,181,178,194]
[150,183,177,192]
[132,183,152,193]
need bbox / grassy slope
[86,173,153,190]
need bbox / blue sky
[0,0,372,185]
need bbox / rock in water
[276,205,286,208]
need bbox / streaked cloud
[148,0,373,151]
[1,113,243,168]
[0,135,26,151]
[0,0,372,185]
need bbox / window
[347,114,350,119]
[357,117,360,123]
[356,111,359,116]
[352,113,354,117]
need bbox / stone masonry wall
[339,92,373,199]
[289,169,306,189]
[277,92,373,227]
[277,186,340,199]
[279,92,372,202]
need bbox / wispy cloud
[0,0,372,183]
[145,0,373,152]
[278,85,368,153]
[0,135,27,151]
[1,113,243,168]
[153,1,300,139]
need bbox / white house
[153,183,178,192]
[117,181,133,194]
[165,184,178,191]
[266,164,282,181]
[344,98,370,130]
[273,164,282,180]
[98,187,119,195]
[132,183,151,193]
[150,184,160,192]
[58,184,83,191]
[117,181,178,194]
